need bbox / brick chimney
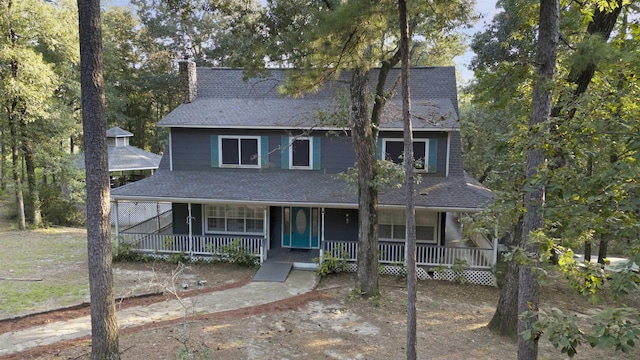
[179,60,197,103]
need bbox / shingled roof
[111,168,492,212]
[158,67,460,130]
[77,127,161,172]
[111,66,493,211]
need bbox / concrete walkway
[0,270,318,357]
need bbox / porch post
[188,203,193,257]
[320,208,325,263]
[114,200,120,256]
[262,206,268,263]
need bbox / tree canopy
[464,0,640,356]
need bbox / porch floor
[267,247,319,264]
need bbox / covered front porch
[113,200,497,286]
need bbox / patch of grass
[0,199,90,317]
[0,282,88,314]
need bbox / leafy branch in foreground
[522,307,640,357]
[337,159,421,193]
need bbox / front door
[291,207,311,248]
[282,207,319,249]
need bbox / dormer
[106,127,133,147]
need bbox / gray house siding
[171,128,452,176]
[171,128,357,174]
[171,129,212,171]
[269,206,282,248]
[447,131,465,177]
[323,208,359,242]
[318,135,356,174]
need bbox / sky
[107,0,501,82]
[455,0,501,82]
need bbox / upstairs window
[281,135,321,170]
[220,136,260,168]
[290,137,312,169]
[383,139,427,170]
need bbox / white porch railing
[323,240,494,269]
[120,233,265,263]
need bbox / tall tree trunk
[549,1,623,168]
[491,260,520,337]
[9,104,26,230]
[517,1,559,359]
[488,217,523,337]
[1,128,6,192]
[349,45,400,298]
[77,0,120,358]
[597,239,608,264]
[584,241,592,262]
[22,125,41,227]
[398,0,416,358]
[8,9,26,230]
[584,155,593,262]
[350,67,380,298]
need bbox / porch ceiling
[111,169,492,211]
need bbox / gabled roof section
[106,145,162,172]
[76,145,162,172]
[77,127,162,172]
[158,67,459,131]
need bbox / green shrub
[218,240,258,268]
[315,247,350,276]
[452,258,470,284]
[113,241,151,262]
[39,184,85,227]
[168,251,189,264]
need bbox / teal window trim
[312,136,321,170]
[427,138,438,173]
[376,137,383,160]
[210,135,219,167]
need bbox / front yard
[1,199,639,359]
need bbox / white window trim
[289,136,313,170]
[378,209,437,244]
[382,138,429,171]
[204,204,265,235]
[219,135,261,168]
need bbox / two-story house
[111,61,495,285]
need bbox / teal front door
[291,207,311,248]
[282,207,319,249]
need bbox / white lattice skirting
[130,255,496,287]
[377,265,496,287]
